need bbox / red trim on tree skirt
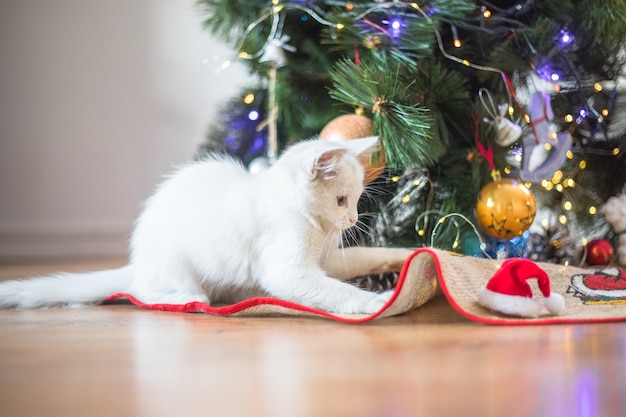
[104,248,626,325]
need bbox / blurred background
[0,0,253,259]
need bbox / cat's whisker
[352,222,371,237]
[319,226,341,269]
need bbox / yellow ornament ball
[475,176,536,240]
[319,113,386,184]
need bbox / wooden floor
[1,259,625,417]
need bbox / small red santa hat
[478,258,565,318]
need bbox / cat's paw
[337,290,394,314]
[363,290,394,314]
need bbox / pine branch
[329,58,439,167]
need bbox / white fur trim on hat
[544,293,565,315]
[478,286,543,318]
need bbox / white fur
[0,137,396,314]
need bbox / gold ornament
[319,113,386,184]
[475,172,536,240]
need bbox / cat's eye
[336,195,347,207]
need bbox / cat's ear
[312,149,346,181]
[344,136,379,159]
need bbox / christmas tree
[197,0,626,270]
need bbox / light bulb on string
[559,29,573,46]
[451,25,461,47]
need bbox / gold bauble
[475,177,536,240]
[319,114,385,184]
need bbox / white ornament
[601,191,626,267]
[479,88,522,147]
[519,91,572,183]
[259,35,296,68]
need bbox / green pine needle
[329,58,441,167]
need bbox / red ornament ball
[586,239,614,266]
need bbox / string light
[589,206,597,215]
[602,108,609,117]
[564,114,573,123]
[559,30,573,45]
[563,201,573,211]
[483,9,492,18]
[594,82,603,92]
[579,160,587,170]
[559,215,568,225]
[451,26,461,47]
[613,148,620,156]
[243,93,255,104]
[248,110,259,121]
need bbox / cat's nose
[349,217,357,226]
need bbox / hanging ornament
[475,171,537,240]
[601,189,626,267]
[473,116,536,240]
[258,34,295,69]
[239,8,296,173]
[479,88,522,147]
[319,113,386,184]
[519,91,572,183]
[585,239,614,266]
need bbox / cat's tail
[0,265,133,309]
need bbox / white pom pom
[544,293,565,315]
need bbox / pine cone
[525,223,581,265]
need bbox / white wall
[0,0,254,259]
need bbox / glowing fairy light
[594,82,603,92]
[451,25,461,47]
[559,30,573,45]
[243,93,255,104]
[483,9,492,18]
[564,114,573,123]
[589,206,597,215]
[551,73,560,81]
[248,110,259,121]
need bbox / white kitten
[0,137,408,313]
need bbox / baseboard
[0,223,130,260]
